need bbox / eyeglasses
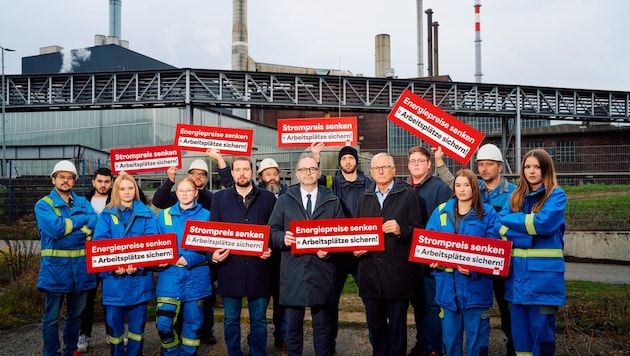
[371,166,393,172]
[297,167,319,174]
[177,189,196,194]
[189,172,207,178]
[408,159,428,165]
[54,174,75,181]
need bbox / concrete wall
[564,231,630,262]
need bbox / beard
[236,179,252,188]
[341,165,357,174]
[264,182,281,195]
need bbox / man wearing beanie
[311,142,374,354]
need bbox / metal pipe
[425,8,433,77]
[416,0,424,77]
[432,21,439,76]
[1,45,16,177]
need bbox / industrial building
[1,0,629,222]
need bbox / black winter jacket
[356,179,422,300]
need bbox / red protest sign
[110,145,181,175]
[290,217,384,254]
[181,220,270,257]
[86,233,178,273]
[409,229,512,277]
[174,123,254,156]
[277,117,357,147]
[388,89,485,165]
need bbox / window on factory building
[555,140,576,163]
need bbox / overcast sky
[2,0,628,91]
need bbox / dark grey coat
[269,184,345,307]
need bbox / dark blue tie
[306,194,312,218]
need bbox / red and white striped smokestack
[474,0,483,83]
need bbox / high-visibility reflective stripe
[516,352,533,356]
[440,213,447,226]
[444,268,454,273]
[80,225,93,240]
[162,338,180,349]
[41,249,86,258]
[512,248,563,258]
[525,213,537,235]
[127,331,143,342]
[111,215,119,225]
[64,219,73,236]
[163,208,172,226]
[499,225,509,240]
[325,175,333,190]
[42,196,61,216]
[157,296,181,349]
[109,335,124,345]
[42,196,73,235]
[182,337,200,347]
[157,297,181,305]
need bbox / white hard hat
[188,159,209,173]
[51,160,78,178]
[257,158,280,175]
[475,144,504,163]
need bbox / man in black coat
[354,152,423,356]
[206,156,277,356]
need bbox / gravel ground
[1,308,628,355]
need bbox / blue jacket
[156,201,212,302]
[93,200,158,307]
[482,176,516,212]
[269,185,344,307]
[426,198,500,312]
[35,189,97,293]
[499,185,567,306]
[210,184,277,298]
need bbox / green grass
[565,196,630,230]
[563,183,629,195]
[560,281,630,336]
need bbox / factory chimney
[416,0,424,77]
[474,0,483,83]
[232,0,249,71]
[94,0,128,48]
[109,0,121,38]
[432,21,439,76]
[375,34,392,78]
[425,8,433,77]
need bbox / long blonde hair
[509,149,558,213]
[106,172,140,209]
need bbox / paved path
[565,261,630,284]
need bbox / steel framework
[3,69,629,123]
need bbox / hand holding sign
[388,90,485,165]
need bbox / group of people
[35,141,566,356]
